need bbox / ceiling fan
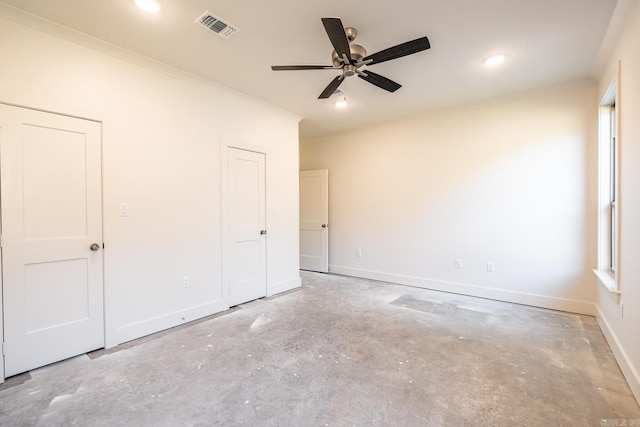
[271,17,431,99]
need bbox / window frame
[609,105,617,273]
[594,79,620,293]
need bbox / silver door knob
[321,224,327,228]
[90,243,101,251]
[260,230,267,235]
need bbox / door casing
[0,103,105,382]
[221,141,269,306]
[299,169,329,273]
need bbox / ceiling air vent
[195,11,240,39]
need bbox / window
[609,105,617,273]
[594,80,619,293]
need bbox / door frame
[0,102,106,383]
[299,169,329,273]
[220,140,270,307]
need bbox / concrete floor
[1,271,639,426]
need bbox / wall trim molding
[329,265,596,315]
[112,299,228,347]
[267,276,301,297]
[111,273,301,347]
[596,305,640,405]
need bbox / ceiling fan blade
[358,71,401,93]
[363,37,431,65]
[272,65,336,71]
[321,17,352,63]
[318,75,345,99]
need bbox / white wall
[301,81,598,314]
[0,9,300,347]
[595,0,640,404]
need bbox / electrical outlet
[487,262,495,272]
[456,259,463,269]
[183,276,191,288]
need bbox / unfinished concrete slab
[1,271,638,426]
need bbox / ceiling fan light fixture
[334,96,348,108]
[134,0,161,13]
[484,54,506,67]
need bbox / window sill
[592,269,620,294]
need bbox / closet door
[0,104,104,378]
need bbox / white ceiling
[0,0,618,139]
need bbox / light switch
[119,203,130,217]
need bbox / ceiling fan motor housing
[332,44,367,67]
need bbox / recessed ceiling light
[484,54,506,67]
[134,0,161,13]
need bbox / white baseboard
[267,276,301,297]
[596,305,640,405]
[329,265,596,315]
[113,299,228,346]
[109,276,301,347]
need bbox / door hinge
[0,234,3,248]
[2,342,6,356]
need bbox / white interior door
[228,148,266,306]
[0,104,104,378]
[299,169,329,272]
